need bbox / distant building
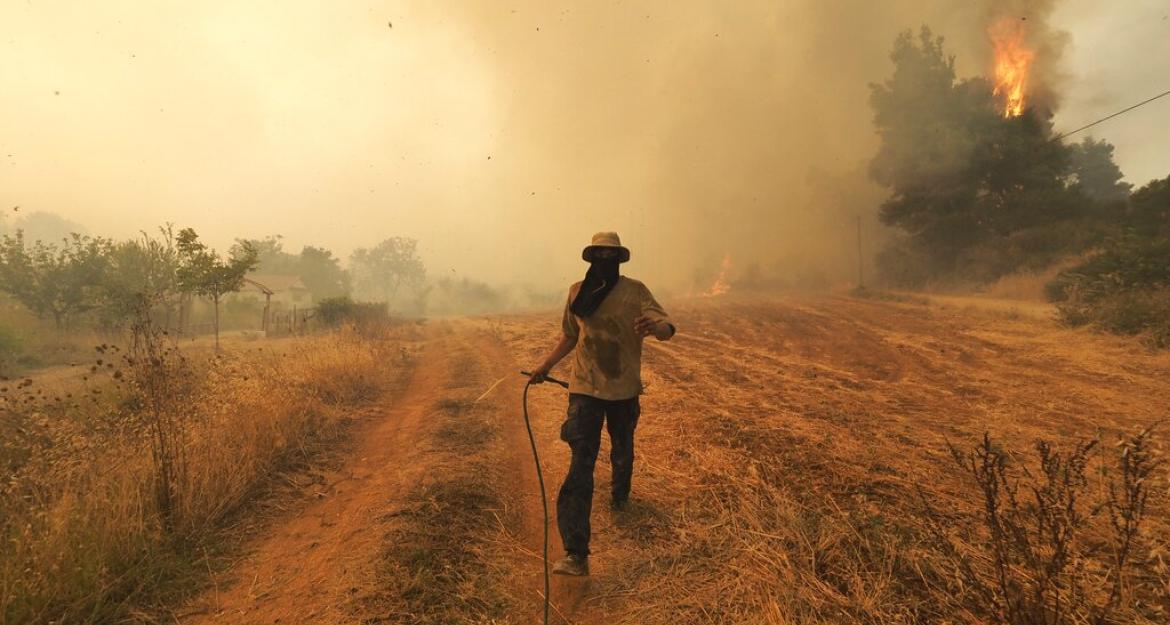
[241,274,313,309]
[227,274,314,334]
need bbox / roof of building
[245,274,309,294]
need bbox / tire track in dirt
[178,330,453,625]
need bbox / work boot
[552,554,589,576]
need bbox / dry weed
[920,428,1166,624]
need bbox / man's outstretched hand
[635,315,673,340]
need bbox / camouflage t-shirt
[561,276,673,400]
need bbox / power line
[1051,88,1170,142]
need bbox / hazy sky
[1,1,1167,291]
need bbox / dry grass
[497,293,1170,624]
[980,259,1082,302]
[0,323,415,625]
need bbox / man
[529,231,676,577]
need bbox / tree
[868,27,1099,283]
[100,226,181,329]
[349,237,426,306]
[1068,137,1132,204]
[235,235,299,274]
[868,28,995,264]
[176,228,257,350]
[1127,174,1170,237]
[965,109,1084,237]
[0,232,111,328]
[233,236,350,301]
[298,245,350,300]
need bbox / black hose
[522,379,551,625]
[519,371,569,624]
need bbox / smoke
[403,0,1020,293]
[9,0,1145,304]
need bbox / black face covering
[570,258,620,318]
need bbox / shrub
[878,221,1108,289]
[1047,236,1170,303]
[1047,235,1170,345]
[317,295,389,327]
[921,429,1164,625]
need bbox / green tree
[868,28,994,265]
[235,235,299,274]
[176,228,258,350]
[1127,174,1169,236]
[101,226,181,329]
[1068,137,1132,204]
[349,237,426,306]
[298,245,350,300]
[0,232,111,328]
[234,236,350,301]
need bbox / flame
[702,253,732,297]
[988,17,1034,118]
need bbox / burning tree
[868,27,1122,286]
[988,16,1034,119]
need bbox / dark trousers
[556,393,640,557]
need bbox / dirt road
[179,293,1170,624]
[179,322,564,624]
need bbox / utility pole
[856,215,865,289]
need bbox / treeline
[0,222,558,360]
[0,227,431,341]
[241,235,557,317]
[869,28,1169,343]
[0,227,255,339]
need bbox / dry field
[8,293,1168,624]
[500,292,1170,624]
[169,292,1169,625]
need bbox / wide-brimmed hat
[582,231,630,263]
